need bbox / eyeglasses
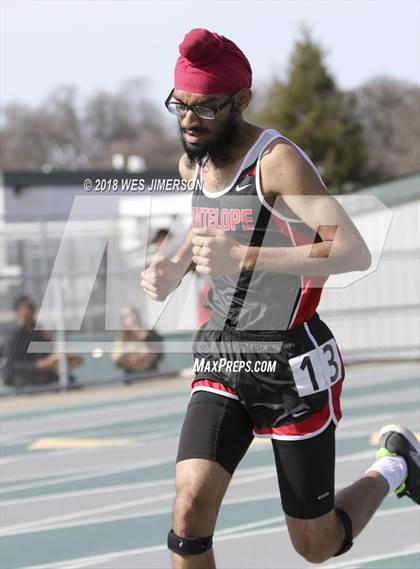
[164,89,241,120]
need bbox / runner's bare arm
[192,144,371,276]
[250,142,372,274]
[141,155,195,300]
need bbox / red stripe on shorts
[254,380,343,437]
[332,379,343,422]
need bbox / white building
[319,173,420,361]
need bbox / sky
[1,0,419,111]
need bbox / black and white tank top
[191,129,328,332]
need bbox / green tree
[254,29,368,192]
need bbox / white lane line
[215,504,419,541]
[0,432,180,466]
[342,386,420,408]
[1,421,179,448]
[1,478,174,507]
[0,448,373,507]
[343,373,418,391]
[1,492,176,536]
[345,365,418,380]
[60,521,290,569]
[0,421,181,450]
[1,399,186,442]
[0,462,120,484]
[2,390,187,423]
[0,439,167,465]
[3,372,416,443]
[19,543,169,569]
[1,464,109,490]
[2,382,417,457]
[3,407,393,482]
[323,544,420,568]
[4,410,419,454]
[2,440,257,492]
[1,456,174,494]
[2,466,410,538]
[0,396,419,458]
[339,409,419,430]
[0,445,125,465]
[1,449,375,511]
[216,515,284,536]
[1,464,274,506]
[3,402,417,464]
[18,505,419,569]
[2,394,187,426]
[0,491,283,537]
[1,470,280,535]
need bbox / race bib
[289,338,343,397]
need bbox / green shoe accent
[395,477,407,496]
[376,447,397,460]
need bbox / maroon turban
[174,28,252,94]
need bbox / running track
[1,363,419,568]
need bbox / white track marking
[1,397,187,442]
[323,544,420,568]
[6,405,408,484]
[2,368,415,442]
[2,471,282,535]
[1,493,176,536]
[339,409,419,430]
[3,394,417,458]
[1,491,283,537]
[1,467,409,537]
[216,515,284,536]
[0,423,181,449]
[1,464,273,506]
[1,449,373,507]
[1,456,174,493]
[18,505,419,569]
[0,438,173,466]
[342,386,420,408]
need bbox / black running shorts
[192,312,344,438]
[177,390,336,519]
[177,312,344,519]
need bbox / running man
[141,28,420,568]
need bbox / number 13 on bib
[289,339,343,397]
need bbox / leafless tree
[353,76,420,180]
[1,79,181,170]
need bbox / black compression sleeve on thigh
[167,529,213,555]
[272,422,336,519]
[176,391,254,475]
[333,508,353,556]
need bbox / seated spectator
[3,295,59,387]
[111,304,163,383]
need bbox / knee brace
[167,529,213,555]
[333,508,353,557]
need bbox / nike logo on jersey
[235,183,252,192]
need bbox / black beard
[178,105,242,169]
